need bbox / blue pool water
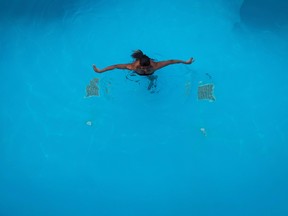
[1,0,288,215]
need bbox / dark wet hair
[131,50,151,66]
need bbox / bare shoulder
[150,60,167,70]
[129,60,140,70]
[150,60,158,67]
[125,62,136,70]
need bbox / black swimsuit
[134,66,154,76]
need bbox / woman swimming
[92,50,194,76]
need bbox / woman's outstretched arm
[153,58,194,71]
[93,63,133,73]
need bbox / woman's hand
[93,64,100,73]
[185,58,194,64]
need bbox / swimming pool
[1,0,288,215]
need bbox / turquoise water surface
[1,0,288,215]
